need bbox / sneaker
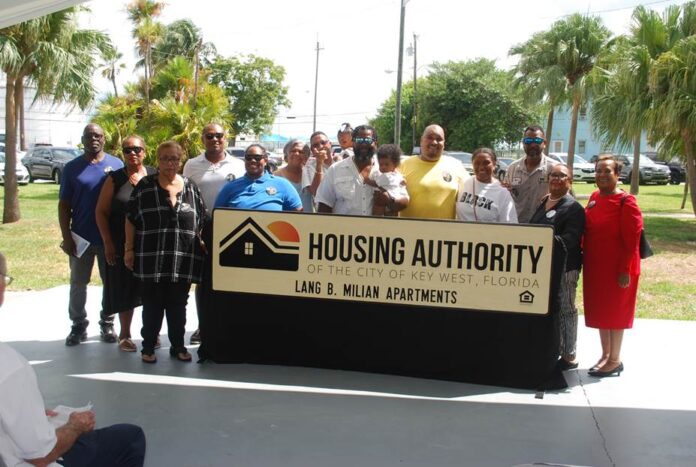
[190,329,201,345]
[65,327,88,346]
[99,323,117,344]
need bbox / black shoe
[65,327,88,346]
[588,362,624,377]
[99,323,117,343]
[558,358,579,371]
[190,329,201,345]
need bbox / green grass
[573,182,694,214]
[1,183,695,321]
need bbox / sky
[81,0,686,140]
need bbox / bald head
[420,125,445,161]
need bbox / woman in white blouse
[456,147,518,223]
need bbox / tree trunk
[630,133,640,195]
[111,65,119,98]
[682,129,696,217]
[681,173,689,210]
[14,78,26,151]
[567,92,580,174]
[3,73,21,223]
[545,105,554,155]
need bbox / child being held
[368,144,410,216]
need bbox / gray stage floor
[2,286,695,467]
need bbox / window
[579,106,587,120]
[552,141,563,153]
[578,140,587,155]
[244,242,254,256]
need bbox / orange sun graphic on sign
[267,221,300,243]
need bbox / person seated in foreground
[0,252,146,467]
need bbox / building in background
[0,72,91,148]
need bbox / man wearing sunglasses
[316,125,399,215]
[502,125,559,223]
[183,123,245,345]
[58,124,124,346]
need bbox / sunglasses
[353,136,374,144]
[244,154,265,162]
[523,137,544,145]
[123,146,144,155]
[205,133,225,140]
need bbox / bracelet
[315,171,323,175]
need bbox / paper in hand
[47,402,93,428]
[70,231,91,258]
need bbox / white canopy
[0,0,87,29]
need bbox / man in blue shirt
[214,144,303,212]
[58,124,124,346]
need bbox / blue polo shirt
[214,172,302,211]
[59,153,123,244]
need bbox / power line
[553,0,676,19]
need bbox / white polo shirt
[0,343,58,467]
[315,156,379,215]
[183,153,246,214]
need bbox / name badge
[266,187,278,195]
[546,210,556,219]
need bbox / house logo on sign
[219,217,300,271]
[519,290,535,304]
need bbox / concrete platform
[1,286,695,467]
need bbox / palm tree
[100,48,126,97]
[127,0,165,108]
[152,19,216,69]
[591,6,682,195]
[0,8,111,223]
[650,34,696,217]
[546,14,611,173]
[509,31,568,155]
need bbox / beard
[354,146,375,162]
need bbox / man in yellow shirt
[400,125,469,219]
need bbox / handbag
[620,195,653,259]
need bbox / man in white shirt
[316,125,404,215]
[183,123,245,345]
[0,253,146,467]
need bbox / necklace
[128,167,146,186]
[547,194,563,203]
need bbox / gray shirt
[503,154,558,223]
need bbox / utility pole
[394,0,407,147]
[411,33,418,153]
[313,39,323,133]
[192,38,202,109]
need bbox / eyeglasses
[123,146,144,155]
[523,137,544,145]
[205,133,225,140]
[160,157,181,165]
[244,154,265,162]
[311,140,329,148]
[1,274,13,286]
[549,173,569,180]
[353,136,374,144]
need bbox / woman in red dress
[583,155,643,377]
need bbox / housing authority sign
[212,209,555,315]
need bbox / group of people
[54,120,642,378]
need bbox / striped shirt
[127,174,206,283]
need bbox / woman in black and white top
[455,147,517,223]
[125,141,206,364]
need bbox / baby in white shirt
[368,144,410,216]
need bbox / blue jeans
[68,244,112,329]
[59,423,146,467]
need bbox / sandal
[154,337,162,349]
[141,352,157,364]
[170,349,192,362]
[118,338,137,352]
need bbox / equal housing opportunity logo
[219,217,300,271]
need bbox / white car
[0,152,31,185]
[547,152,595,183]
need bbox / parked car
[547,152,596,182]
[226,146,280,173]
[614,154,671,185]
[644,152,687,185]
[0,152,31,185]
[445,151,473,176]
[21,146,81,183]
